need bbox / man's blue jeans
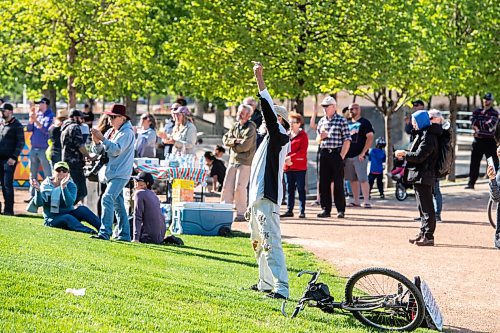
[45,206,101,234]
[29,148,51,195]
[285,170,306,214]
[0,159,17,214]
[99,178,130,241]
[496,204,500,249]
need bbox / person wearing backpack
[395,110,441,246]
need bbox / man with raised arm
[246,62,290,300]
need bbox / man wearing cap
[132,172,166,244]
[344,103,374,208]
[316,96,351,218]
[246,62,290,300]
[28,161,101,234]
[221,104,256,222]
[405,100,425,143]
[61,109,96,204]
[0,103,25,215]
[466,93,499,190]
[90,104,135,241]
[26,97,53,200]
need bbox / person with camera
[90,104,135,241]
[395,110,441,246]
[61,109,96,204]
[28,161,101,234]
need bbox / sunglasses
[141,117,148,120]
[109,115,120,120]
[55,168,69,173]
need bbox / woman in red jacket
[281,112,309,218]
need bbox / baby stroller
[389,152,413,201]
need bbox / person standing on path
[0,103,25,215]
[396,110,441,246]
[316,96,351,218]
[404,100,425,143]
[466,92,498,190]
[90,104,135,241]
[368,137,386,199]
[246,62,290,299]
[345,103,374,208]
[26,97,53,199]
[221,104,256,222]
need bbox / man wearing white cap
[316,96,351,218]
[246,62,290,300]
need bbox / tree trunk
[67,41,77,108]
[124,95,138,122]
[195,99,208,118]
[385,112,394,188]
[294,96,304,115]
[87,98,95,112]
[43,87,57,112]
[214,104,225,135]
[147,93,151,113]
[448,94,458,181]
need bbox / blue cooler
[171,202,234,236]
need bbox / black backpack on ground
[435,122,453,179]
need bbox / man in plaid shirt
[316,96,351,218]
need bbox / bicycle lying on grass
[283,268,429,331]
[487,198,498,229]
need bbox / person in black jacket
[396,110,441,246]
[0,103,25,215]
[246,62,290,299]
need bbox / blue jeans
[285,171,306,214]
[496,204,500,248]
[433,180,442,216]
[45,206,101,234]
[99,178,130,241]
[0,159,17,214]
[29,148,51,195]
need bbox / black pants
[0,159,17,214]
[468,138,498,187]
[319,148,346,213]
[368,173,384,195]
[70,168,88,205]
[414,183,436,239]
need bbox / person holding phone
[28,161,101,234]
[487,146,500,249]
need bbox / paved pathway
[233,182,499,333]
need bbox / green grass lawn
[0,216,430,332]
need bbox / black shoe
[409,233,423,244]
[317,211,331,218]
[337,212,345,218]
[416,237,435,246]
[280,211,294,218]
[250,284,272,293]
[436,215,442,223]
[380,194,385,199]
[24,198,33,203]
[265,292,287,300]
[299,213,306,219]
[413,217,422,221]
[2,211,14,216]
[90,234,107,240]
[464,185,474,190]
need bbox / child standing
[368,137,386,199]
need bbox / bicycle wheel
[487,198,497,229]
[345,267,425,331]
[395,183,408,201]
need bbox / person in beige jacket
[221,104,257,222]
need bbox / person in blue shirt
[368,137,386,199]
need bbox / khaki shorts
[344,156,369,182]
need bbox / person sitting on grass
[27,161,101,234]
[204,151,226,193]
[132,171,166,244]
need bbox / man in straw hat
[246,62,290,300]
